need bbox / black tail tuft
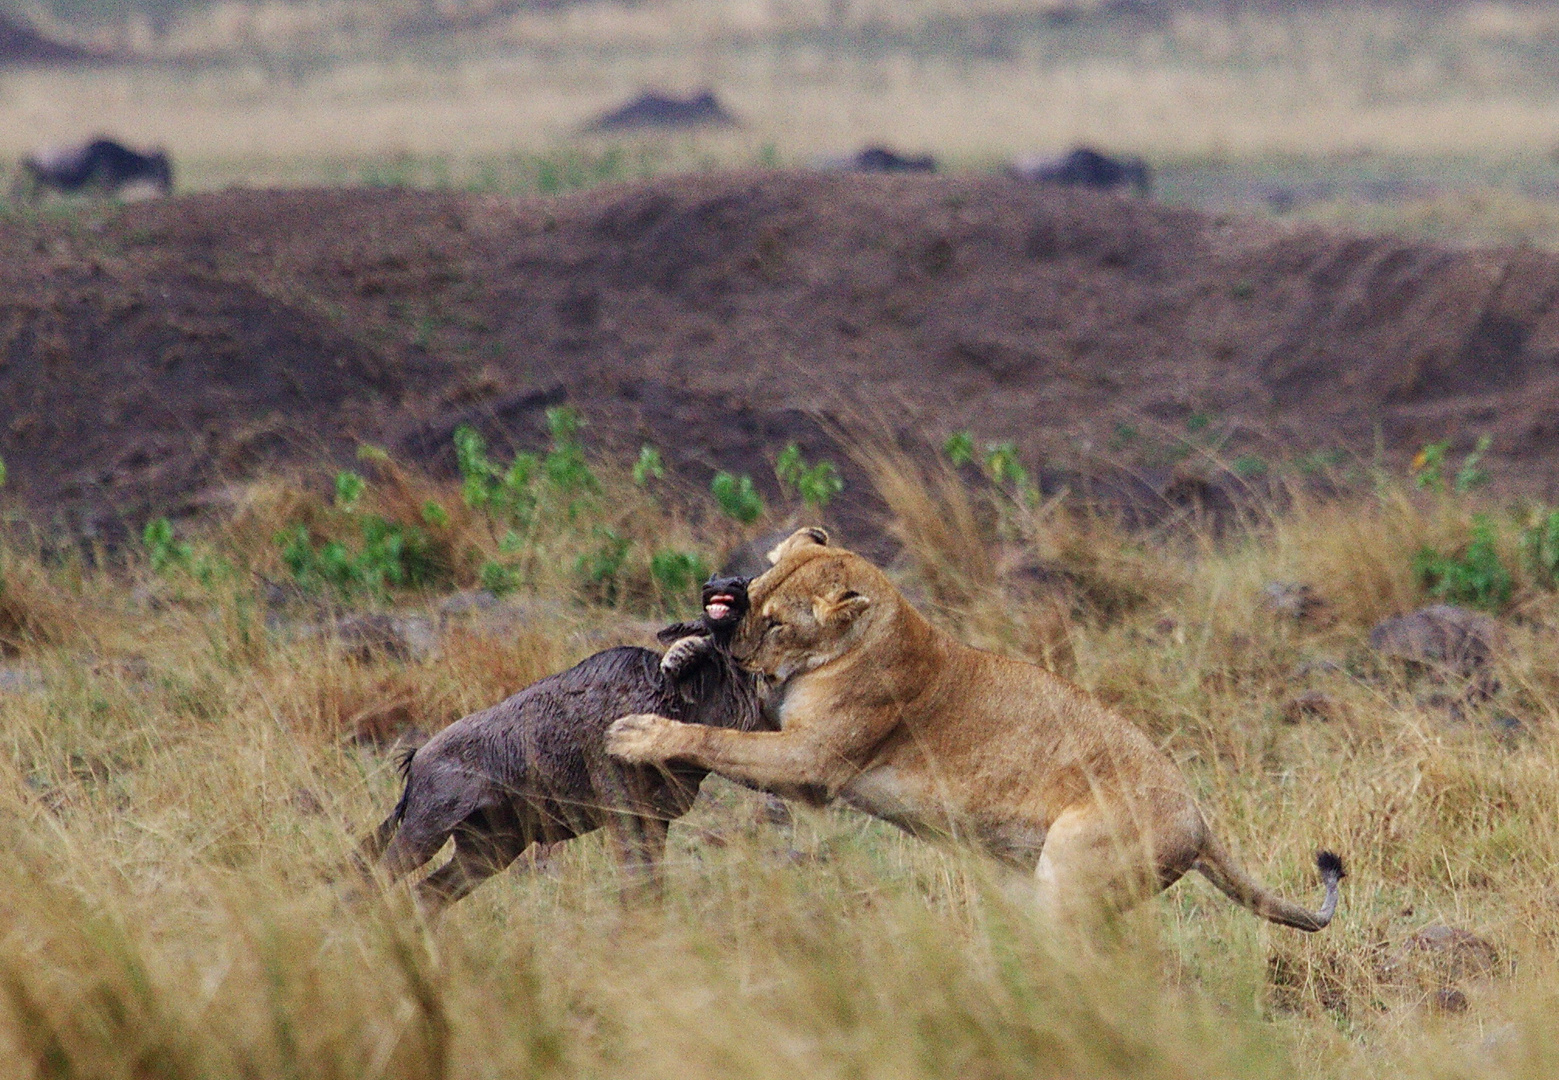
[1316,850,1345,881]
[396,744,418,781]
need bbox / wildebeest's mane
[656,620,706,644]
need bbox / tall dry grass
[1,444,1559,1077]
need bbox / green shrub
[1522,507,1559,588]
[334,470,366,511]
[650,548,709,601]
[775,443,844,512]
[711,472,765,524]
[942,431,975,467]
[277,515,443,600]
[1414,514,1513,611]
[453,424,540,525]
[143,518,192,574]
[478,559,521,596]
[575,528,629,602]
[1411,435,1491,494]
[632,446,666,487]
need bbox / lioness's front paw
[606,713,681,762]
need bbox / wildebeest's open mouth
[700,575,749,625]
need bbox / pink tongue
[706,601,732,620]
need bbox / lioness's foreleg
[606,713,862,794]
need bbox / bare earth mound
[3,171,1559,534]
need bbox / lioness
[609,528,1343,929]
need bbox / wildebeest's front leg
[659,634,715,679]
[602,813,670,894]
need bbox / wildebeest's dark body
[358,576,763,911]
[18,138,173,198]
[1010,146,1151,196]
[585,90,738,132]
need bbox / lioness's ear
[814,587,869,626]
[766,526,830,565]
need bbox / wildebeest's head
[700,574,749,634]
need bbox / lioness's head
[732,528,884,680]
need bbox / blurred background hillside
[6,0,1559,245]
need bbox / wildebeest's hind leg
[414,804,535,914]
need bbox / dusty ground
[4,170,1559,537]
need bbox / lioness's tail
[1193,841,1345,932]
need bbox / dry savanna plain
[7,0,1559,1078]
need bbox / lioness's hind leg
[1032,804,1164,923]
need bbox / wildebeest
[1009,146,1151,196]
[813,145,938,174]
[15,137,173,199]
[584,90,738,133]
[356,576,765,912]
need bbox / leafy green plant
[633,446,666,487]
[1522,507,1559,588]
[334,470,366,511]
[1455,434,1493,493]
[650,549,709,601]
[983,442,1039,508]
[478,560,521,596]
[943,432,975,467]
[1231,454,1267,478]
[454,424,539,523]
[278,516,443,599]
[775,443,844,512]
[1411,440,1450,491]
[541,406,597,498]
[420,501,450,529]
[143,518,192,574]
[1414,514,1513,611]
[1411,436,1491,494]
[575,528,629,602]
[0,453,7,488]
[711,472,765,524]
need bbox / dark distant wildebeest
[16,137,173,199]
[813,145,938,174]
[1009,146,1151,196]
[584,90,738,132]
[356,576,766,912]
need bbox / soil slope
[4,171,1559,535]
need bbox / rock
[290,787,326,815]
[332,613,438,663]
[1430,986,1470,1013]
[1262,582,1325,621]
[1291,657,1344,679]
[1386,924,1499,981]
[1281,690,1339,724]
[436,590,501,618]
[0,664,45,694]
[1370,605,1503,677]
[755,793,792,827]
[440,594,564,640]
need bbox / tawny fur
[608,529,1342,930]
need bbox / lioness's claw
[607,713,676,762]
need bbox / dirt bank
[4,171,1559,536]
